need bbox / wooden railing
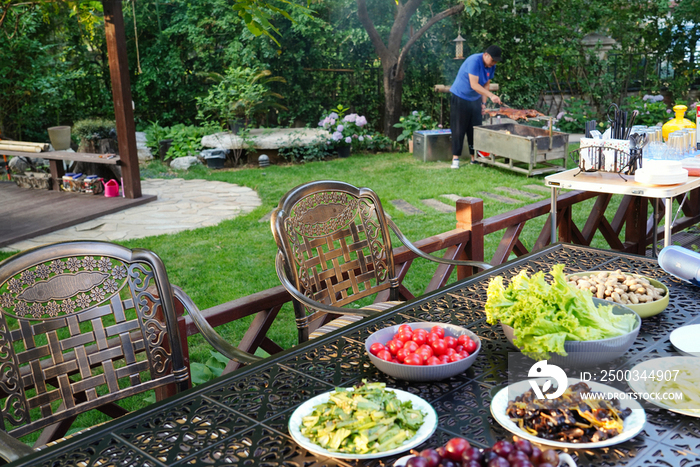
[180,188,700,367]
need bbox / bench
[0,150,120,191]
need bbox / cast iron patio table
[8,244,700,467]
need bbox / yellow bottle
[662,105,696,141]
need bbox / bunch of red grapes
[369,324,478,366]
[403,437,561,467]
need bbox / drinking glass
[667,132,685,159]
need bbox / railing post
[456,197,485,279]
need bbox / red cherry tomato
[426,356,441,366]
[439,355,451,364]
[465,337,478,354]
[458,334,470,346]
[455,344,464,353]
[459,350,470,358]
[444,336,457,349]
[395,348,408,363]
[386,339,403,355]
[404,353,423,365]
[403,341,419,354]
[391,358,399,363]
[377,350,393,361]
[445,348,457,357]
[427,332,440,344]
[396,331,413,343]
[398,324,413,334]
[430,338,447,356]
[412,332,427,347]
[369,342,386,356]
[449,353,465,363]
[416,345,434,363]
[430,325,445,338]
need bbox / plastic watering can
[103,179,120,197]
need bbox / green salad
[299,381,425,454]
[485,264,637,359]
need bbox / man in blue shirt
[450,45,502,169]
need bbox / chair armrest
[387,218,492,270]
[172,286,263,365]
[275,253,375,318]
[0,430,34,463]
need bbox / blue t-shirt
[450,53,496,101]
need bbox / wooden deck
[0,181,156,249]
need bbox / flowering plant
[552,97,591,133]
[318,104,371,148]
[393,110,439,142]
[623,95,671,126]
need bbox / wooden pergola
[103,0,141,199]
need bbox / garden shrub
[553,98,593,134]
[622,95,671,126]
[278,136,333,163]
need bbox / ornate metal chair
[0,241,193,462]
[271,180,492,343]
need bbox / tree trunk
[383,68,404,139]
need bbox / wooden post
[456,197,485,279]
[103,0,142,199]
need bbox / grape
[492,440,515,458]
[483,448,499,463]
[529,446,542,465]
[463,461,482,467]
[406,457,429,467]
[444,437,470,461]
[538,463,555,467]
[436,446,447,458]
[507,451,530,464]
[488,457,511,467]
[540,450,559,466]
[437,460,457,467]
[419,448,442,467]
[511,461,534,467]
[514,439,533,456]
[461,447,483,464]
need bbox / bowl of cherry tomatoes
[365,322,481,381]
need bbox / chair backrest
[0,241,189,440]
[271,181,399,341]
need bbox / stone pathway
[496,187,543,200]
[2,179,262,252]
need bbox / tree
[357,0,486,138]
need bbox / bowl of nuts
[566,270,669,319]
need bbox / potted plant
[393,111,439,153]
[318,104,371,158]
[72,118,117,153]
[196,66,286,133]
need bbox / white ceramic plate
[288,387,438,459]
[491,379,646,449]
[669,325,700,357]
[628,356,700,418]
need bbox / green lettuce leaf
[485,264,637,359]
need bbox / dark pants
[450,93,482,157]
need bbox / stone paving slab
[421,198,455,213]
[390,199,424,215]
[441,194,462,202]
[496,187,542,200]
[524,184,552,193]
[477,191,520,204]
[1,178,262,252]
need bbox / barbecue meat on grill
[485,108,546,121]
[505,382,631,443]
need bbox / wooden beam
[103,0,141,199]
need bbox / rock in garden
[135,131,153,161]
[170,156,200,170]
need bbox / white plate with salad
[627,356,700,418]
[491,379,646,449]
[288,383,437,459]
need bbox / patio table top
[8,243,699,467]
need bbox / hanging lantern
[453,29,465,60]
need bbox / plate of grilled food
[491,379,646,448]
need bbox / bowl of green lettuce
[486,264,641,367]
